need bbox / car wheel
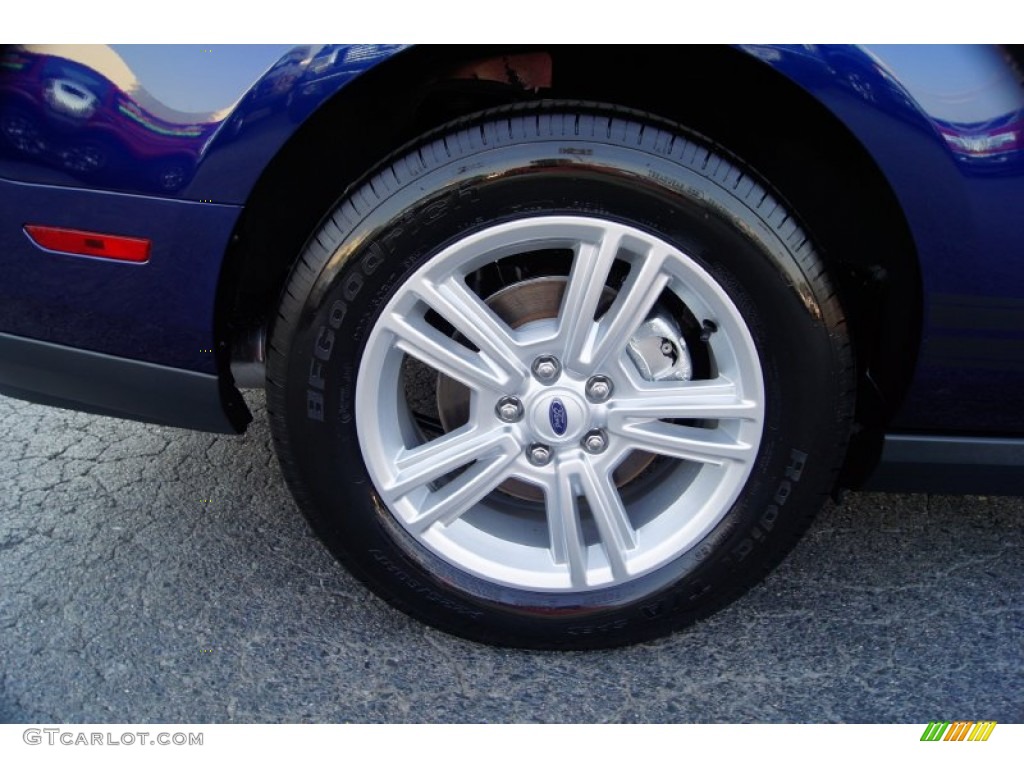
[59,140,108,174]
[152,159,190,192]
[267,105,854,648]
[0,109,46,156]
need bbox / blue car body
[2,44,1022,492]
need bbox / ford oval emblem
[549,399,568,436]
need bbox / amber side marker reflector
[24,225,151,263]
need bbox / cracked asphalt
[0,390,1021,723]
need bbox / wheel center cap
[530,390,588,444]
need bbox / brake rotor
[436,276,661,502]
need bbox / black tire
[267,104,854,649]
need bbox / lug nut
[527,444,553,466]
[531,355,561,383]
[495,396,524,423]
[585,375,614,403]
[581,429,608,454]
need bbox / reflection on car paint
[0,47,215,193]
[0,44,405,198]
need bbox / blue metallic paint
[0,44,404,374]
[0,175,238,372]
[1,44,1022,442]
[0,45,406,201]
[746,45,1024,432]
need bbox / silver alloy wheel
[356,216,765,592]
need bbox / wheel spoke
[381,312,510,392]
[546,470,588,589]
[414,277,528,387]
[356,213,767,593]
[608,377,760,423]
[588,250,670,371]
[557,228,625,367]
[612,420,756,465]
[578,461,636,581]
[385,427,516,499]
[406,443,520,533]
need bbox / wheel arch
[218,44,922,486]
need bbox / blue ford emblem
[549,399,568,435]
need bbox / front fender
[0,44,407,201]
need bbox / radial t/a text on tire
[266,105,854,649]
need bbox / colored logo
[549,399,568,436]
[920,721,997,742]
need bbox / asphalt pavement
[0,391,1021,723]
